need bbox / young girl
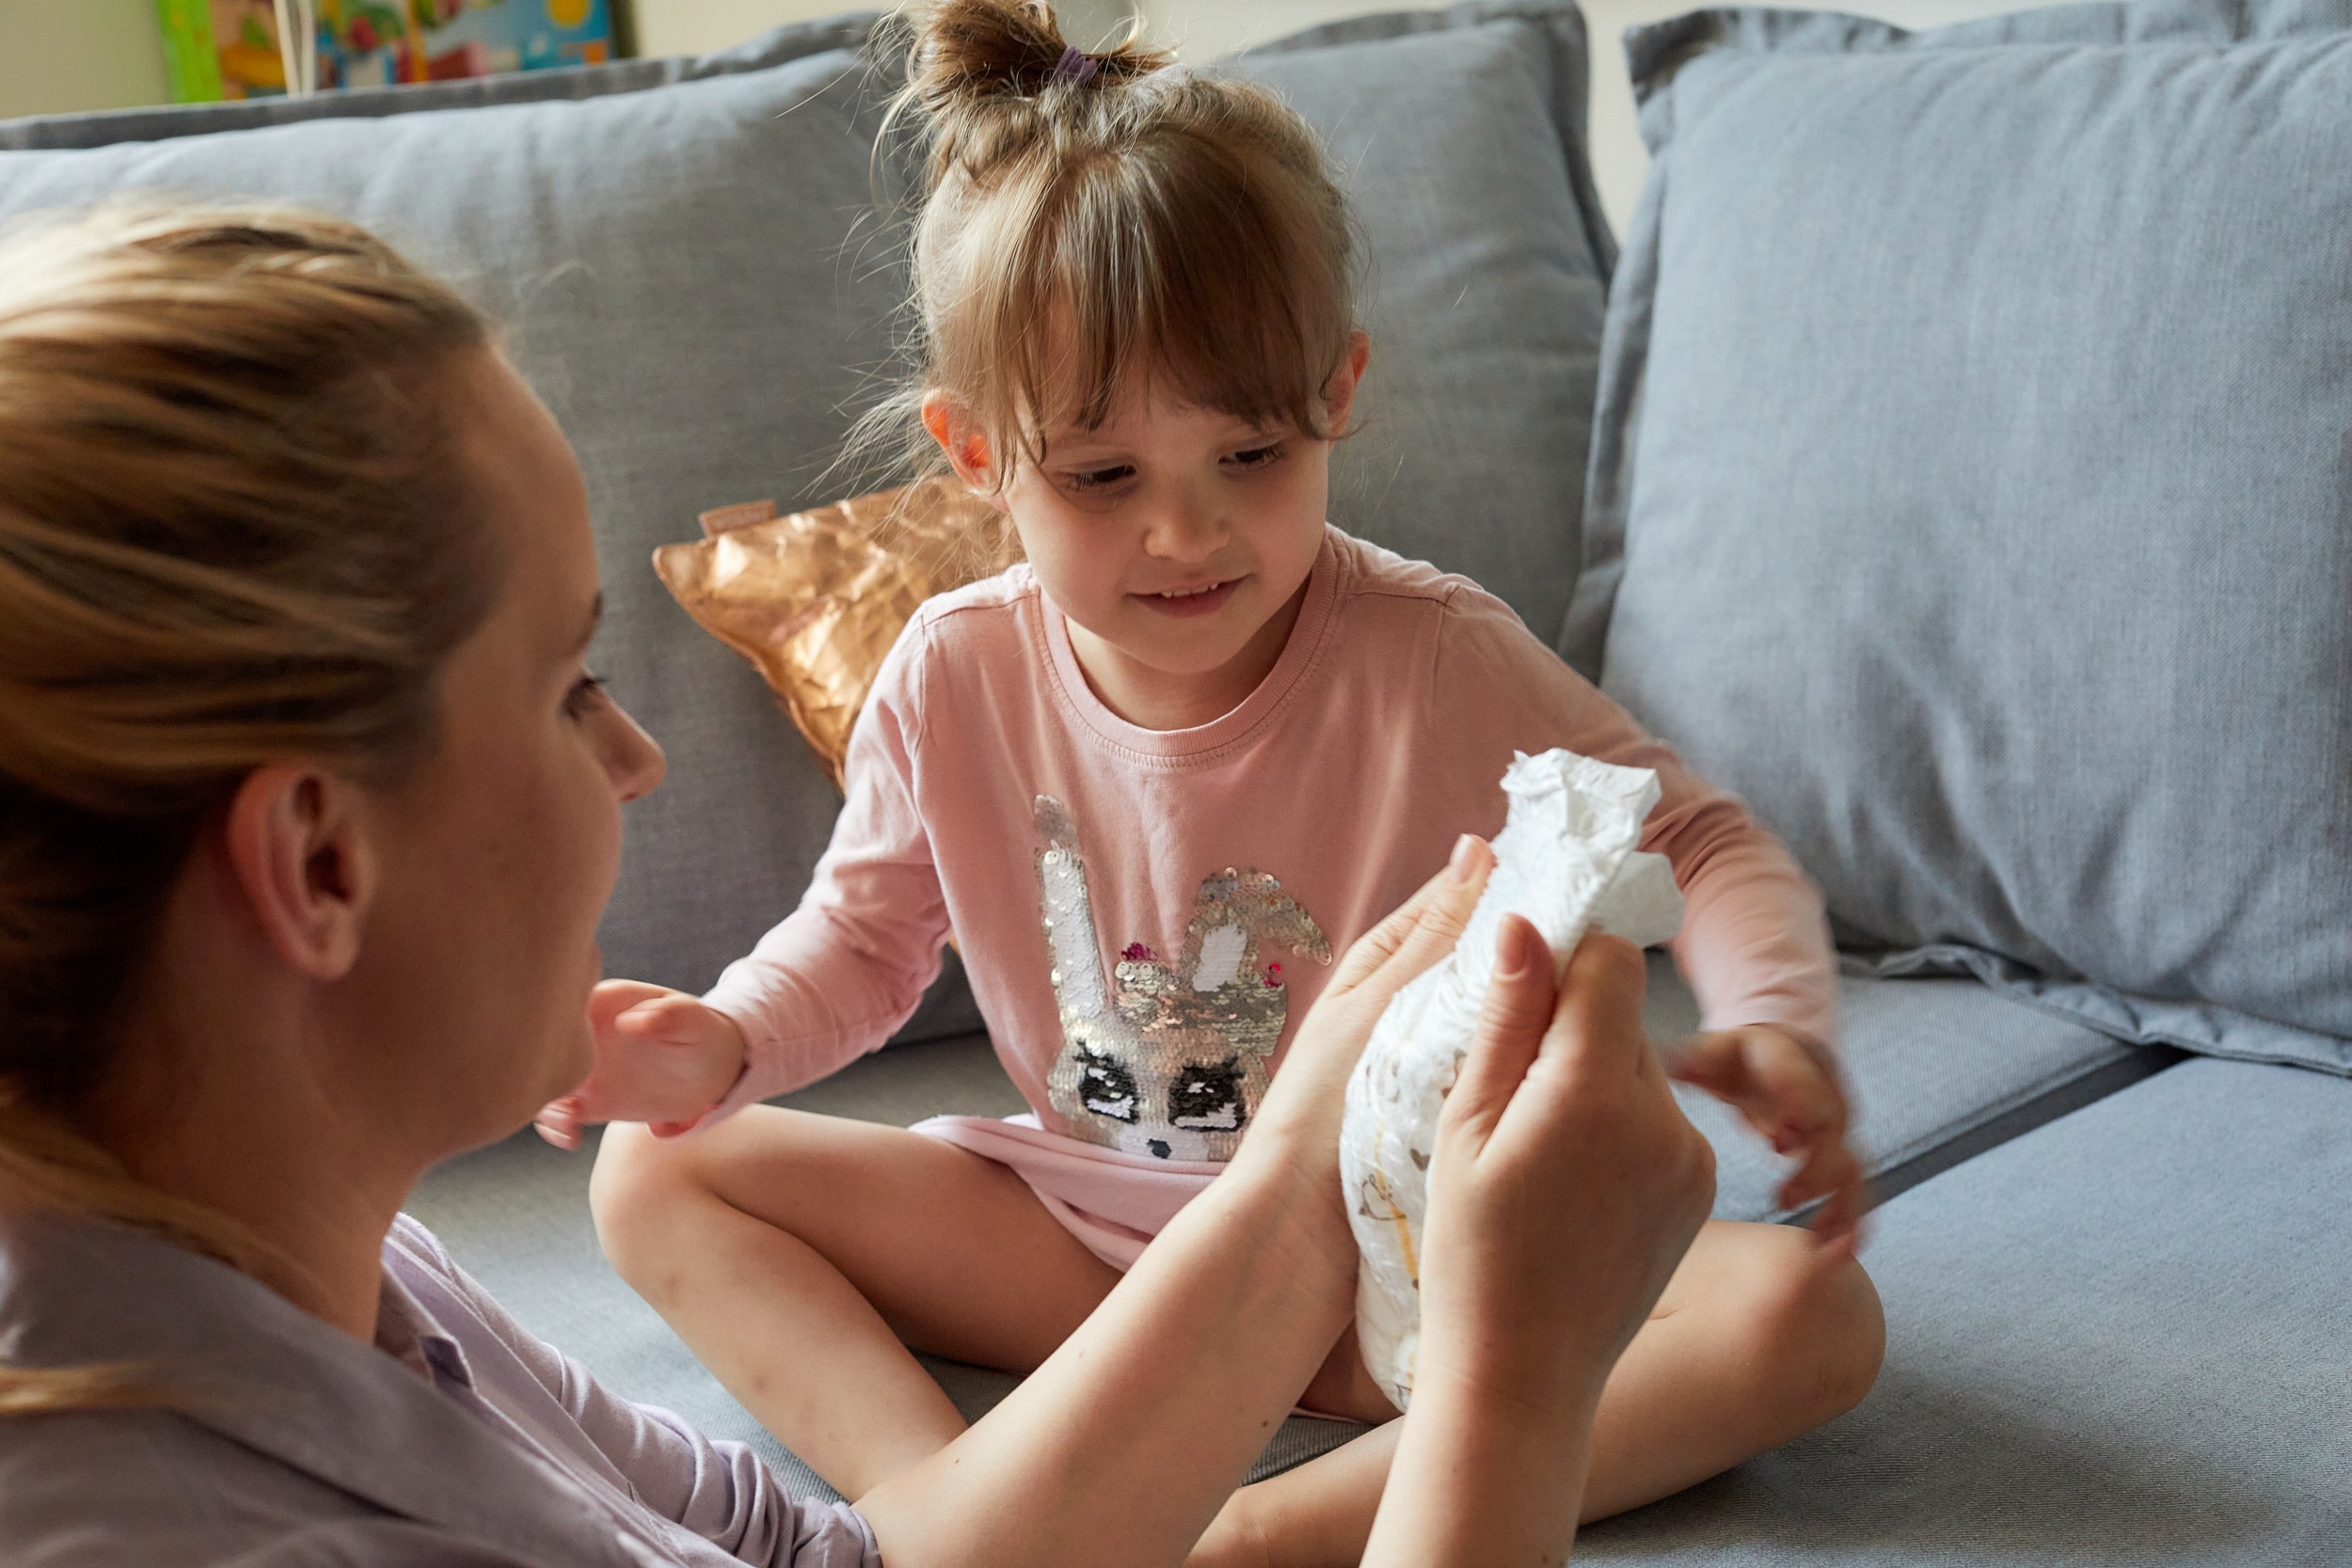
[559,4,1883,1561]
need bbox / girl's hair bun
[907,0,1167,120]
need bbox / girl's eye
[565,673,609,719]
[1060,463,1136,493]
[1228,441,1287,470]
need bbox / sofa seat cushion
[1643,954,2169,1222]
[1570,0,2352,1073]
[1584,1056,2352,1563]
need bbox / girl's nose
[1142,490,1229,564]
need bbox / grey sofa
[4,2,2345,1560]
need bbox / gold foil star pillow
[653,476,1022,786]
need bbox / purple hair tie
[1051,43,1100,87]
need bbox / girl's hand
[1664,1022,1867,1246]
[532,981,748,1150]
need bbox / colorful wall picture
[157,0,623,102]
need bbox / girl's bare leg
[593,1108,1121,1499]
[1190,1219,1886,1568]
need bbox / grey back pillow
[1574,0,2352,1072]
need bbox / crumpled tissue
[1341,749,1686,1409]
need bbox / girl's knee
[1739,1236,1885,1424]
[589,1121,708,1266]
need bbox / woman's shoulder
[0,1405,508,1568]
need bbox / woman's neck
[92,986,416,1346]
[1067,576,1311,732]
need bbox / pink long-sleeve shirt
[705,529,1834,1262]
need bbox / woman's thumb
[1442,915,1556,1145]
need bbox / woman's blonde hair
[861,0,1359,483]
[0,200,495,1414]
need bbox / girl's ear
[1322,330,1374,439]
[922,391,1012,512]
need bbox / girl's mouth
[1135,578,1241,618]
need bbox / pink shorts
[909,1112,1223,1272]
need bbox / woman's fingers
[1538,934,1654,1086]
[533,1095,582,1151]
[1327,834,1493,1004]
[1438,916,1556,1148]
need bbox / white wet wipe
[1341,749,1686,1409]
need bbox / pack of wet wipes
[1341,749,1685,1409]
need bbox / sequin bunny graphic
[1034,796,1331,1161]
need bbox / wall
[630,0,1135,55]
[0,0,168,119]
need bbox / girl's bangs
[995,151,1348,460]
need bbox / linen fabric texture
[1583,1057,2352,1562]
[0,1211,877,1568]
[0,2,1613,1028]
[1570,0,2352,1072]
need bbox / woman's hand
[1665,1023,1865,1245]
[1241,833,1496,1191]
[1364,917,1716,1567]
[532,981,747,1150]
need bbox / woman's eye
[565,673,608,718]
[1061,464,1135,493]
[1228,441,1287,470]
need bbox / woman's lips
[1134,578,1240,618]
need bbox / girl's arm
[541,642,954,1141]
[695,638,955,1121]
[1432,588,1837,1049]
[1432,592,1861,1236]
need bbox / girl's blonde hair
[865,0,1359,483]
[0,200,495,1414]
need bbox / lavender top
[0,1209,878,1568]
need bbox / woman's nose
[602,700,667,802]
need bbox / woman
[0,201,1716,1567]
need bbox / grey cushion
[1583,1056,2352,1564]
[1642,955,2170,1223]
[0,4,1612,1035]
[1240,0,1613,650]
[1568,0,2352,1074]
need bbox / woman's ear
[219,765,379,983]
[1322,330,1374,439]
[921,391,1011,512]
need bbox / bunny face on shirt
[926,335,1371,733]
